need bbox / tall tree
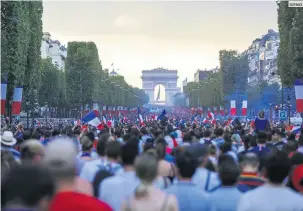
[277,2,297,85]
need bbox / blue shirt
[237,184,303,211]
[164,154,175,163]
[192,167,221,192]
[166,181,210,211]
[1,146,20,160]
[209,186,242,211]
[99,170,140,211]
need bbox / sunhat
[1,131,17,146]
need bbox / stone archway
[141,68,180,106]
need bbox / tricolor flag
[12,87,23,115]
[82,110,103,130]
[230,100,236,116]
[295,79,303,112]
[138,107,144,126]
[242,100,248,116]
[207,111,215,120]
[1,83,7,115]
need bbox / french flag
[295,79,303,112]
[82,110,103,130]
[207,111,215,120]
[230,100,236,116]
[12,87,23,115]
[138,107,144,126]
[242,100,248,116]
[1,83,7,115]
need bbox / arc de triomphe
[141,68,180,106]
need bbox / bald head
[43,137,77,180]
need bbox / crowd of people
[1,111,303,211]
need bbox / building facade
[194,67,218,82]
[247,29,280,86]
[41,32,67,70]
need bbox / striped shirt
[237,172,265,193]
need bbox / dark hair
[257,131,267,144]
[204,130,211,138]
[86,132,95,142]
[155,139,166,159]
[44,130,51,138]
[96,133,110,156]
[23,130,32,141]
[121,143,138,165]
[106,141,121,160]
[176,151,197,178]
[52,129,60,137]
[1,164,54,208]
[214,128,224,137]
[242,134,253,151]
[218,158,240,186]
[264,150,291,184]
[282,140,298,155]
[183,133,192,144]
[114,130,122,138]
[143,142,154,152]
[298,134,303,146]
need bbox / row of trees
[183,50,249,108]
[64,41,148,111]
[277,2,303,85]
[1,1,148,118]
[1,1,43,113]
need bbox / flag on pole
[242,100,248,116]
[156,85,160,101]
[1,83,7,115]
[230,100,236,116]
[295,79,303,112]
[138,106,144,126]
[12,87,23,115]
[158,109,167,121]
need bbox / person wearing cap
[237,151,303,211]
[237,153,265,192]
[1,130,20,160]
[190,143,221,192]
[45,137,112,211]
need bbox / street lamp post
[287,95,291,125]
[26,100,30,129]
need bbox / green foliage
[183,73,222,107]
[38,59,60,107]
[277,3,303,85]
[66,41,148,110]
[219,50,249,96]
[1,1,43,117]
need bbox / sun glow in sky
[43,1,278,89]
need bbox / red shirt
[49,191,112,211]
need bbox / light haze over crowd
[42,1,278,89]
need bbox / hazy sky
[42,1,278,90]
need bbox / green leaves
[65,41,148,109]
[277,3,303,85]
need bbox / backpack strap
[204,170,211,191]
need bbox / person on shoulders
[254,111,270,132]
[166,150,209,211]
[237,150,303,211]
